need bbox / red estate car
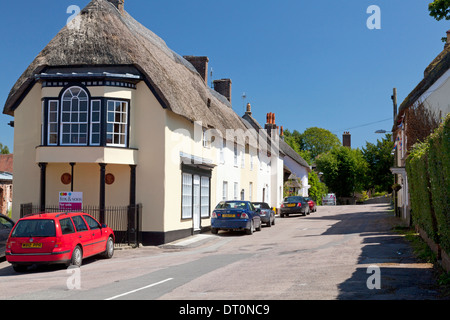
[6,212,115,272]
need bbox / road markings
[105,278,174,300]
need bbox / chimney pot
[245,103,252,116]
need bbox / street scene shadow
[310,205,444,299]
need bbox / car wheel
[306,208,310,215]
[266,220,272,227]
[101,236,114,259]
[256,220,262,231]
[211,228,219,235]
[246,221,254,235]
[70,245,83,267]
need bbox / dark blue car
[211,201,262,235]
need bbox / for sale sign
[59,192,83,210]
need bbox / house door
[193,175,201,232]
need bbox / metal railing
[20,203,142,247]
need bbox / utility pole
[391,88,398,217]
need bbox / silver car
[252,202,275,227]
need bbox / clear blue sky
[0,0,448,152]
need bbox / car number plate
[287,204,296,207]
[222,214,236,218]
[22,243,43,249]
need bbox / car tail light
[54,236,63,248]
[212,211,218,218]
[241,213,249,219]
[281,204,284,208]
[297,203,302,207]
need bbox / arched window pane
[60,86,89,145]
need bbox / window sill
[36,146,138,165]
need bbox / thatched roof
[393,38,450,131]
[2,0,250,135]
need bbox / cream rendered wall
[257,151,271,205]
[132,82,167,234]
[215,140,241,203]
[164,114,217,232]
[11,84,42,220]
[239,144,258,202]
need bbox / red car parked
[6,212,115,272]
[304,197,317,213]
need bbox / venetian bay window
[41,86,130,148]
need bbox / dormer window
[41,85,130,148]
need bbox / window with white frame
[182,173,193,219]
[182,170,211,220]
[201,176,210,218]
[222,181,228,201]
[47,100,59,146]
[90,100,101,146]
[61,87,89,145]
[107,100,128,147]
[41,85,131,148]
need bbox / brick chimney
[108,0,125,13]
[184,56,209,85]
[265,112,278,134]
[343,131,351,148]
[213,79,232,103]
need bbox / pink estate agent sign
[59,192,83,210]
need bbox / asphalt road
[0,204,443,300]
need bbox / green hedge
[406,114,450,254]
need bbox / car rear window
[284,196,304,202]
[11,219,56,237]
[253,203,270,209]
[215,201,248,209]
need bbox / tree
[308,171,328,205]
[429,0,450,21]
[316,146,368,197]
[284,129,313,164]
[362,134,394,193]
[0,143,10,154]
[299,127,341,159]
